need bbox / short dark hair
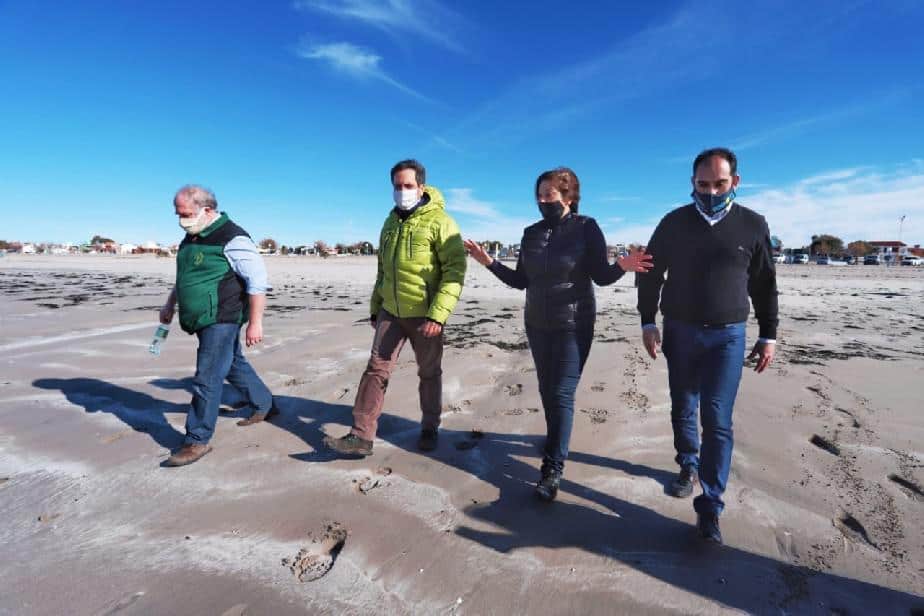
[693,147,738,176]
[390,159,426,186]
[535,167,581,213]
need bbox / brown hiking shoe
[323,433,373,456]
[164,444,212,467]
[237,402,281,426]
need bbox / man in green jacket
[325,159,466,456]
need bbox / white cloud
[295,0,467,54]
[444,188,533,243]
[296,40,433,102]
[748,163,924,247]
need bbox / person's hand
[245,320,264,347]
[617,247,653,273]
[159,304,174,325]
[642,327,661,360]
[747,341,775,373]
[419,320,443,338]
[463,239,494,266]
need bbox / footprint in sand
[503,383,523,396]
[590,382,606,392]
[93,591,145,615]
[355,467,393,494]
[282,522,348,582]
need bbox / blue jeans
[185,323,273,445]
[662,319,746,516]
[526,323,594,474]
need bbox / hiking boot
[668,464,698,498]
[324,433,373,456]
[697,512,722,544]
[418,428,439,451]
[535,466,562,502]
[164,443,212,467]
[237,398,281,426]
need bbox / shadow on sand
[33,378,924,614]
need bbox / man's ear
[732,174,741,190]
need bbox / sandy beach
[0,254,922,615]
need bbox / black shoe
[668,465,698,498]
[418,428,439,451]
[323,433,373,456]
[697,512,722,544]
[535,467,561,502]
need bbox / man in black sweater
[637,148,778,544]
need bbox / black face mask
[538,201,565,222]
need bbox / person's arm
[464,237,529,289]
[584,219,625,286]
[487,248,529,290]
[370,228,385,327]
[638,218,670,359]
[426,216,466,325]
[223,236,270,346]
[637,218,669,327]
[159,286,177,324]
[746,219,779,372]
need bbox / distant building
[21,243,36,254]
[119,243,137,255]
[869,241,910,262]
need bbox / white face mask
[393,188,420,211]
[179,208,211,235]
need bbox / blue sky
[2,0,923,248]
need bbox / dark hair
[535,167,581,213]
[390,159,426,186]
[693,147,738,176]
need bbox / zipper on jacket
[392,220,404,317]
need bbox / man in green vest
[325,159,466,456]
[159,185,276,467]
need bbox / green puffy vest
[175,213,250,333]
[370,186,466,324]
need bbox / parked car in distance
[901,256,924,266]
[863,254,881,265]
[791,254,809,264]
[773,254,786,264]
[816,255,848,266]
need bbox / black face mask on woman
[538,200,565,222]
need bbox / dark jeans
[351,310,443,441]
[662,318,746,516]
[526,322,594,474]
[185,323,273,445]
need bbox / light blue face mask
[692,188,736,217]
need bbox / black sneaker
[697,512,722,544]
[668,465,698,498]
[323,433,373,456]
[535,467,561,502]
[418,428,439,451]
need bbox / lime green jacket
[370,186,466,324]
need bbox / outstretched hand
[617,247,653,273]
[463,239,494,266]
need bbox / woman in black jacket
[464,167,652,501]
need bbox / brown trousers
[351,310,443,441]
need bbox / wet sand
[1,254,922,615]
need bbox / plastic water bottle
[149,324,170,356]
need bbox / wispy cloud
[444,188,533,243]
[729,90,909,151]
[747,161,924,247]
[295,40,433,102]
[397,119,464,154]
[295,0,467,54]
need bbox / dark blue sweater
[637,203,779,339]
